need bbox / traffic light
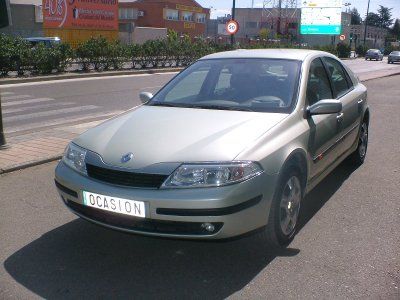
[0,0,10,28]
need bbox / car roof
[199,49,329,61]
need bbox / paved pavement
[0,75,399,299]
[0,59,400,173]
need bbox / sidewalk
[1,67,400,174]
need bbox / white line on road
[3,102,74,114]
[0,91,15,96]
[2,95,31,100]
[3,105,99,122]
[5,111,124,134]
[0,73,156,88]
[2,98,54,107]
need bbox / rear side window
[323,57,350,98]
[306,58,333,105]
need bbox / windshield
[148,58,301,113]
[391,51,400,55]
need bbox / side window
[323,57,350,98]
[306,58,333,106]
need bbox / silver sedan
[55,49,369,248]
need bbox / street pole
[0,93,9,149]
[363,0,370,46]
[231,0,236,46]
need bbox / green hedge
[0,33,361,77]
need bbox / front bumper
[55,161,278,239]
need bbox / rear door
[322,57,361,158]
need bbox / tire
[347,119,369,166]
[259,167,303,248]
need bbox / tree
[391,19,400,39]
[365,12,381,27]
[377,5,393,28]
[351,8,361,25]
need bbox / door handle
[336,112,344,122]
[357,99,364,104]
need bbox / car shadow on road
[4,162,359,299]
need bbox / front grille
[66,200,223,236]
[86,164,168,188]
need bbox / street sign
[301,0,342,35]
[339,34,346,41]
[226,20,239,35]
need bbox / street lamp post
[363,0,371,46]
[231,0,236,45]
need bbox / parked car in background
[388,51,400,64]
[365,49,383,61]
[55,49,369,248]
[25,37,61,48]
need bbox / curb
[0,67,184,85]
[0,155,62,175]
[1,70,400,175]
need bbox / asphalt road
[1,58,399,138]
[0,75,399,299]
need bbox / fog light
[202,222,215,232]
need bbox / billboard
[301,0,342,35]
[43,0,118,30]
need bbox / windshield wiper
[148,102,190,108]
[190,104,254,112]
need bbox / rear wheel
[260,167,303,248]
[347,120,369,166]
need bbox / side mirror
[308,99,342,116]
[139,92,153,104]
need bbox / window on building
[196,13,206,23]
[246,22,258,29]
[119,8,135,20]
[181,11,194,22]
[165,9,179,21]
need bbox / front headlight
[63,142,87,175]
[162,161,263,188]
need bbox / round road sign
[226,20,239,35]
[339,34,346,41]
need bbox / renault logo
[121,152,134,163]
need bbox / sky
[196,0,400,21]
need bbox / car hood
[74,106,288,169]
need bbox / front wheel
[347,120,369,166]
[260,168,303,248]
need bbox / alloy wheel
[279,176,301,236]
[358,123,368,159]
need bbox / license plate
[82,191,145,218]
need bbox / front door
[306,58,341,180]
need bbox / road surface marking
[3,105,99,122]
[5,111,123,134]
[0,91,15,96]
[0,73,156,88]
[2,98,55,107]
[2,95,31,100]
[3,102,74,114]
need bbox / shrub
[355,44,368,57]
[336,42,351,58]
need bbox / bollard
[0,93,9,149]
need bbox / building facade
[209,8,354,47]
[119,0,210,38]
[0,0,43,38]
[350,24,388,49]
